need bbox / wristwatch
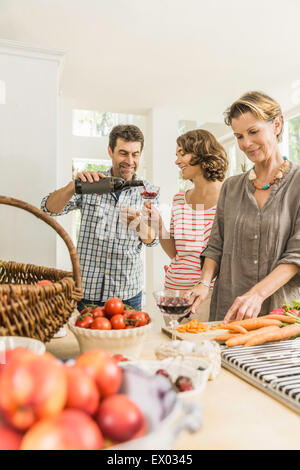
[199,280,210,288]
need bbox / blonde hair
[224,91,284,141]
[176,129,228,182]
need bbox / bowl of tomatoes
[68,297,153,358]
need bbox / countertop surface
[46,325,300,450]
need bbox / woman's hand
[185,284,210,314]
[143,202,162,235]
[223,291,265,323]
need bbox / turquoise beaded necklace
[248,156,289,190]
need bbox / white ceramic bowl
[68,315,154,358]
[0,336,46,356]
[121,358,210,400]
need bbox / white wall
[0,40,64,268]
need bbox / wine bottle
[74,176,144,195]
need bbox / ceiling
[0,0,300,124]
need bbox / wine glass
[153,290,193,340]
[140,185,160,201]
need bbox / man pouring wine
[41,125,159,311]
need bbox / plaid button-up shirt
[41,170,159,302]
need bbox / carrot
[224,318,282,331]
[244,324,300,347]
[260,314,297,324]
[215,333,240,341]
[225,326,281,347]
[225,324,248,334]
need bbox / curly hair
[176,129,228,182]
[224,91,284,142]
[109,125,144,152]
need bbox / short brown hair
[109,125,144,152]
[224,91,284,141]
[177,129,228,182]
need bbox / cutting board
[161,321,229,343]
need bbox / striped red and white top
[164,192,216,290]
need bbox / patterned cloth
[41,169,159,302]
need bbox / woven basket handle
[0,195,82,291]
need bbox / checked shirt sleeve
[41,192,82,216]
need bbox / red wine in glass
[153,291,193,339]
[140,185,160,200]
[157,304,191,316]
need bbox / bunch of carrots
[216,311,300,347]
[176,320,223,334]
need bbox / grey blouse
[201,162,300,321]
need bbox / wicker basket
[0,196,83,343]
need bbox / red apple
[75,350,122,398]
[64,365,100,415]
[0,424,23,450]
[96,394,145,442]
[0,348,35,376]
[0,351,67,431]
[21,409,103,450]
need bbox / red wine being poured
[140,186,158,199]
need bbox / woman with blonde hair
[147,129,228,322]
[188,91,300,322]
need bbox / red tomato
[110,314,126,330]
[91,317,112,330]
[37,280,53,286]
[104,298,124,317]
[128,311,149,327]
[90,306,106,318]
[75,314,94,329]
[123,311,133,321]
[125,325,134,329]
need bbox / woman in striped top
[147,129,228,322]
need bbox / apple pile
[0,348,147,450]
[75,297,150,330]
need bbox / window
[227,144,237,177]
[288,115,300,165]
[72,110,145,137]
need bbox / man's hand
[120,206,141,231]
[143,202,162,235]
[120,204,156,244]
[76,171,106,183]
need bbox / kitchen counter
[46,327,300,450]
